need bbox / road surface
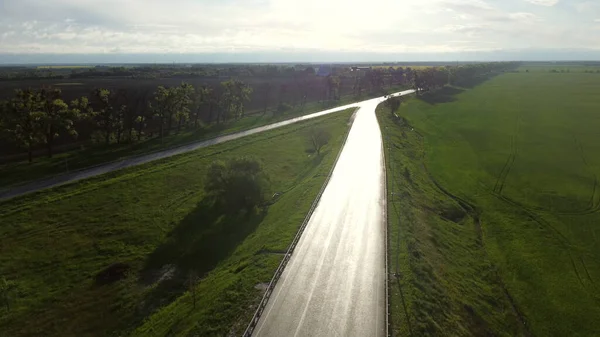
[0,90,414,201]
[251,91,413,336]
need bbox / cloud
[574,2,600,14]
[0,0,598,59]
[509,12,542,21]
[523,0,559,6]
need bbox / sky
[1,0,600,63]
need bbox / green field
[0,85,407,189]
[518,64,600,73]
[382,72,600,336]
[0,108,355,336]
[36,66,94,69]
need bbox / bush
[204,157,269,212]
[306,127,331,155]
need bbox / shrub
[306,127,331,155]
[204,157,269,212]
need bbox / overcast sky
[1,0,600,63]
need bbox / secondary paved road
[252,90,415,336]
[0,90,414,201]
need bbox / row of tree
[0,79,252,162]
[411,62,521,93]
[0,62,519,163]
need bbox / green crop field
[381,72,600,336]
[36,65,94,69]
[0,108,355,336]
[518,64,600,73]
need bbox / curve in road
[251,92,412,336]
[0,90,414,201]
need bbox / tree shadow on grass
[134,199,266,321]
[454,74,498,89]
[144,199,265,276]
[418,86,465,105]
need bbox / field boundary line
[241,108,358,337]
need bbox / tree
[174,83,194,132]
[191,85,211,127]
[204,157,269,212]
[92,88,117,144]
[205,87,218,124]
[326,75,341,100]
[3,89,44,163]
[220,79,252,121]
[385,96,403,116]
[149,86,173,139]
[134,115,147,141]
[38,88,79,158]
[114,104,128,143]
[260,82,273,115]
[307,127,331,156]
[115,89,146,143]
[278,83,287,106]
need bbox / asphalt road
[252,90,414,336]
[0,91,414,201]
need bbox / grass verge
[0,108,356,337]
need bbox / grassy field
[36,66,94,69]
[0,108,355,336]
[0,85,406,189]
[382,72,600,336]
[518,64,600,73]
[372,65,433,70]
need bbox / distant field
[383,72,600,336]
[373,65,433,70]
[518,64,600,73]
[36,65,93,69]
[53,82,84,86]
[0,109,355,336]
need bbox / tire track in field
[524,136,600,216]
[493,112,521,195]
[488,114,598,293]
[573,136,600,214]
[403,118,533,336]
[424,163,533,337]
[492,192,599,295]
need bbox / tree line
[0,79,252,162]
[411,62,521,94]
[0,62,519,163]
